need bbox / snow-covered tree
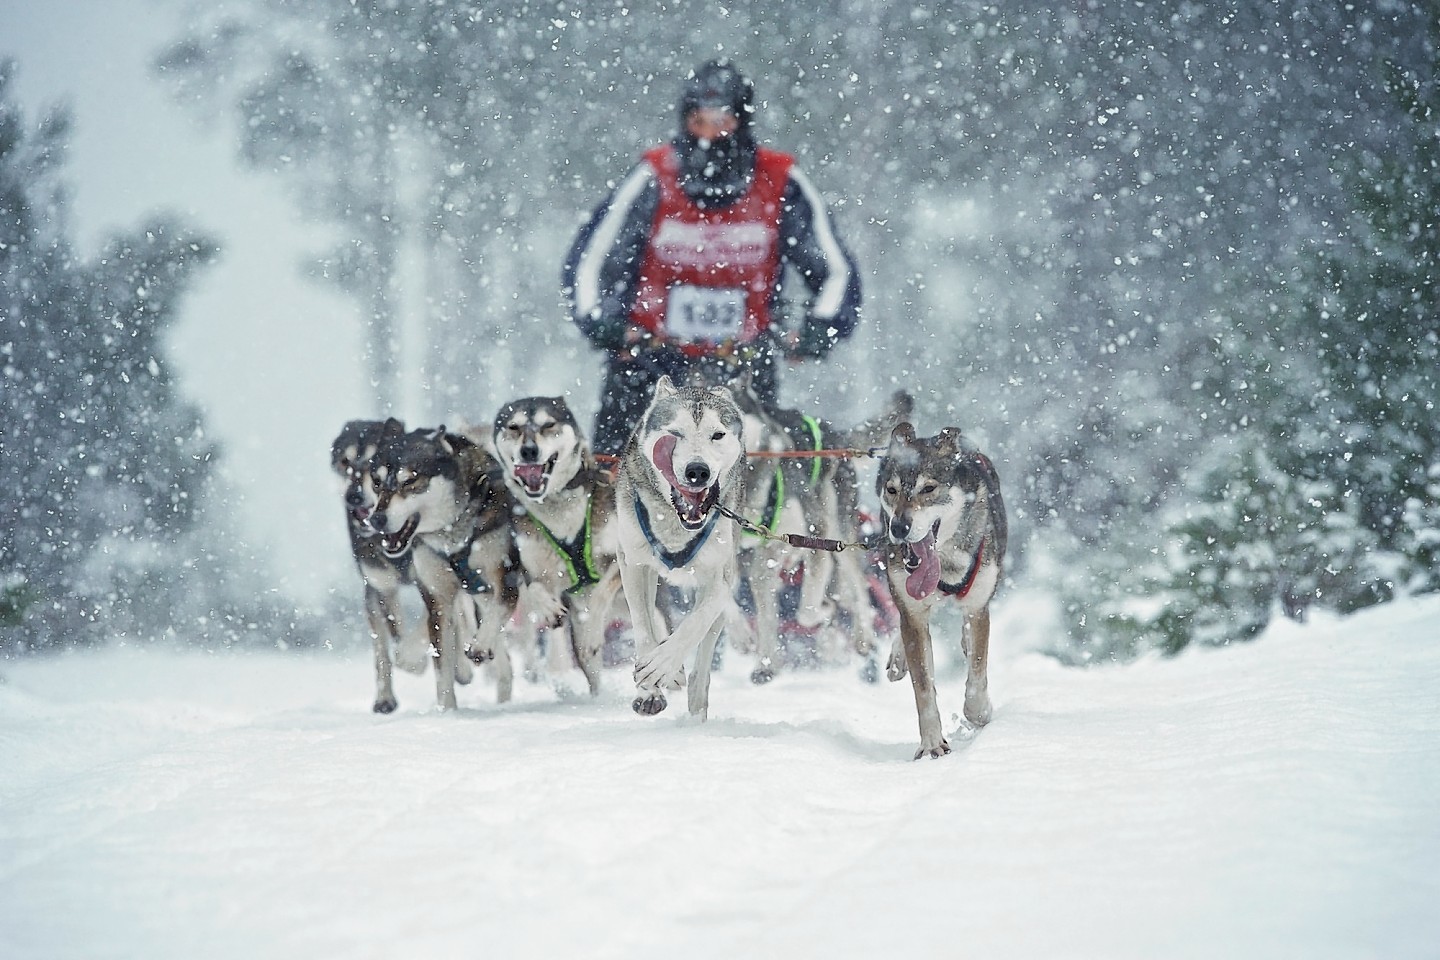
[0,62,225,649]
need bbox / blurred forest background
[2,0,1435,658]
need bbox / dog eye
[884,481,898,496]
[920,483,938,495]
[711,431,726,441]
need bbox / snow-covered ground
[2,592,1438,960]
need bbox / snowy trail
[2,595,1438,960]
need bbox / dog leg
[490,631,515,704]
[566,593,604,697]
[686,609,728,721]
[451,594,475,686]
[749,546,781,684]
[894,596,948,759]
[885,632,909,682]
[635,584,730,694]
[620,556,668,715]
[795,549,836,629]
[417,583,459,712]
[363,583,398,714]
[962,605,993,727]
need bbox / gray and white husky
[491,396,625,697]
[330,419,432,713]
[363,419,519,711]
[877,422,1007,759]
[614,376,747,719]
[728,378,911,684]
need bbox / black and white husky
[330,419,434,712]
[491,396,625,697]
[877,422,1007,759]
[362,419,519,712]
[614,376,747,720]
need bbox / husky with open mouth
[331,419,440,713]
[363,419,520,711]
[491,396,626,697]
[877,422,1007,759]
[614,376,747,720]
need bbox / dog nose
[370,510,387,531]
[889,515,911,542]
[520,441,539,463]
[345,487,364,507]
[683,461,711,488]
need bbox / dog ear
[936,427,965,459]
[654,375,678,400]
[889,421,916,447]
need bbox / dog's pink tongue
[514,463,548,492]
[652,434,682,489]
[906,533,941,600]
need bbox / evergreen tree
[1055,15,1438,658]
[0,62,220,649]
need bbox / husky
[363,418,520,711]
[330,419,434,713]
[729,379,911,684]
[615,376,747,719]
[491,396,626,696]
[877,422,1007,759]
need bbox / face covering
[676,131,756,208]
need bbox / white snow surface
[2,593,1438,960]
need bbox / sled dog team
[331,377,1008,760]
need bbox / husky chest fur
[877,423,1008,759]
[615,376,747,720]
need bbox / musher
[562,58,862,456]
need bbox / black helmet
[678,59,755,134]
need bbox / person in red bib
[563,58,862,455]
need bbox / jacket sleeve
[562,163,658,351]
[777,166,862,351]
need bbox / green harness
[746,414,824,538]
[534,495,600,590]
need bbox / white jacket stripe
[574,164,655,318]
[787,167,850,321]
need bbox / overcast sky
[4,0,368,606]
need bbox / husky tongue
[651,435,681,488]
[514,462,547,494]
[905,532,941,600]
[653,435,713,527]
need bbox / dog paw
[885,653,908,683]
[634,647,687,691]
[964,695,993,727]
[372,697,398,714]
[750,662,775,685]
[464,642,497,665]
[454,657,474,685]
[632,692,668,716]
[394,638,430,675]
[913,738,951,760]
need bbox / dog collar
[937,536,987,599]
[633,496,719,571]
